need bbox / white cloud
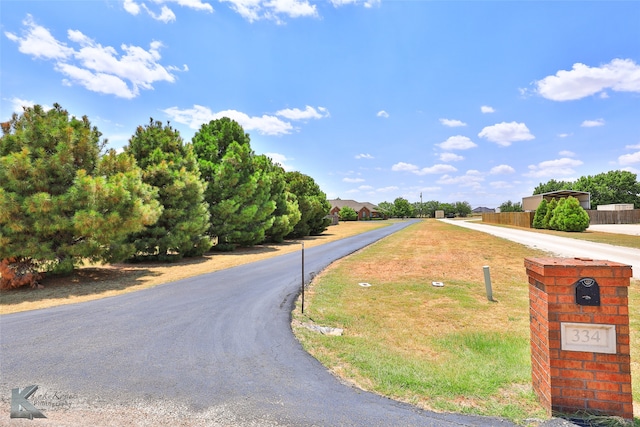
[557,133,572,138]
[439,118,467,127]
[481,105,495,113]
[535,58,640,101]
[358,185,374,190]
[264,152,294,170]
[437,135,477,150]
[524,157,584,178]
[439,153,464,162]
[163,105,294,135]
[559,150,576,157]
[142,4,177,23]
[478,122,534,147]
[415,164,457,175]
[391,162,456,176]
[276,105,329,120]
[619,151,640,165]
[376,110,389,118]
[377,186,399,193]
[219,0,317,23]
[5,15,74,60]
[391,162,418,172]
[490,181,514,189]
[626,143,640,149]
[124,0,213,22]
[343,177,365,183]
[355,153,374,159]
[5,16,179,99]
[581,119,605,127]
[331,0,380,7]
[437,170,484,187]
[489,164,515,175]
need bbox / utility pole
[420,192,423,218]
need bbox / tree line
[0,104,331,289]
[375,198,473,218]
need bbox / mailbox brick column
[525,257,633,420]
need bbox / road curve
[439,219,639,279]
[0,220,515,426]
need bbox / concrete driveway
[439,219,639,279]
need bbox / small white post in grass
[483,266,494,302]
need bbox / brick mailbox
[525,257,633,421]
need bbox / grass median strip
[293,219,640,425]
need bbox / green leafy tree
[454,201,472,217]
[285,171,331,238]
[0,104,161,286]
[499,200,523,212]
[338,206,358,221]
[192,118,276,250]
[572,170,640,208]
[552,196,590,232]
[423,200,441,218]
[533,179,572,195]
[440,202,455,217]
[543,198,558,230]
[125,119,211,261]
[393,197,414,218]
[257,155,301,243]
[376,201,395,218]
[532,198,548,229]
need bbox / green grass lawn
[293,219,639,426]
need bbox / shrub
[543,198,558,230]
[339,206,358,221]
[553,196,590,232]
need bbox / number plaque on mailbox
[561,322,616,354]
[575,277,600,306]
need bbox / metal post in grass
[483,265,494,302]
[301,242,305,314]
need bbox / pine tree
[285,171,331,238]
[258,156,301,243]
[126,119,211,260]
[548,198,565,231]
[553,196,590,232]
[192,118,276,250]
[543,198,558,230]
[0,104,160,287]
[532,199,548,229]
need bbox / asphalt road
[0,220,516,427]
[439,219,639,279]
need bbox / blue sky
[2,1,639,209]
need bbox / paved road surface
[440,219,639,279]
[1,220,516,426]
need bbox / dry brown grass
[0,221,389,315]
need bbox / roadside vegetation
[0,105,331,289]
[292,219,640,426]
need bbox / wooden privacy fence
[482,212,534,228]
[587,209,640,224]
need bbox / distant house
[472,206,495,214]
[328,199,383,220]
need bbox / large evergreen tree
[125,119,211,260]
[285,171,331,238]
[258,156,301,243]
[0,104,160,286]
[532,198,548,229]
[192,118,276,249]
